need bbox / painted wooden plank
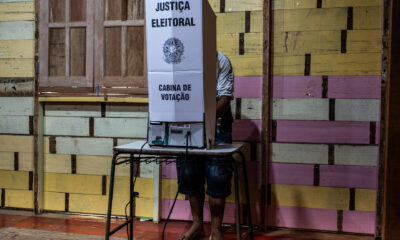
[272,0,317,10]
[272,143,328,164]
[44,154,71,174]
[136,197,154,218]
[271,184,349,210]
[45,103,101,117]
[232,119,262,141]
[108,176,153,199]
[327,76,381,99]
[342,210,375,234]
[273,8,347,32]
[229,55,262,76]
[0,152,34,171]
[355,188,376,211]
[43,191,65,212]
[0,0,34,2]
[347,30,381,53]
[207,0,220,13]
[0,40,34,58]
[335,99,380,122]
[311,53,381,76]
[273,76,322,98]
[162,162,177,179]
[217,34,239,56]
[0,170,29,189]
[234,76,262,98]
[269,163,314,186]
[276,120,370,144]
[106,104,148,118]
[250,11,262,33]
[94,118,147,138]
[18,152,32,171]
[0,13,34,21]
[319,165,377,189]
[44,173,102,195]
[244,33,262,55]
[0,152,14,170]
[225,0,262,12]
[335,145,378,166]
[234,141,262,163]
[68,193,132,216]
[273,55,305,76]
[56,137,113,156]
[0,97,33,115]
[0,78,34,96]
[5,189,33,209]
[0,58,34,77]
[117,138,146,146]
[0,115,29,134]
[76,155,133,177]
[375,121,380,145]
[241,98,262,120]
[267,205,337,231]
[323,0,381,8]
[273,31,340,56]
[0,21,34,40]
[216,12,245,34]
[161,179,186,200]
[44,116,89,136]
[273,98,329,120]
[0,135,33,152]
[354,7,382,30]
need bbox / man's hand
[216,96,232,118]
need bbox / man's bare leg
[179,193,205,240]
[209,196,225,240]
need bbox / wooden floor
[0,209,374,240]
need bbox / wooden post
[261,0,272,231]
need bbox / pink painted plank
[319,165,377,189]
[328,76,381,99]
[267,206,338,231]
[232,119,262,142]
[269,163,314,186]
[276,120,370,144]
[234,76,263,98]
[273,76,323,98]
[162,162,177,179]
[343,210,376,234]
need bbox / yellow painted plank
[354,7,382,30]
[207,0,220,13]
[0,170,29,189]
[5,189,33,209]
[0,12,34,21]
[44,173,102,195]
[271,184,349,210]
[225,0,262,12]
[244,33,262,55]
[0,2,34,13]
[136,198,153,218]
[69,193,130,216]
[0,135,33,153]
[273,0,317,10]
[216,12,245,34]
[109,177,154,199]
[161,179,186,200]
[250,11,262,33]
[229,55,262,76]
[273,8,347,32]
[0,40,35,58]
[0,152,32,171]
[0,152,13,170]
[0,58,34,77]
[44,154,71,174]
[217,34,239,56]
[77,155,131,176]
[322,0,382,8]
[355,189,376,212]
[44,191,65,212]
[273,55,305,76]
[347,30,381,53]
[311,53,381,75]
[273,31,340,56]
[38,96,149,103]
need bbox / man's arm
[216,96,232,118]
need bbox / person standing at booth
[177,51,234,240]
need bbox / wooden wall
[0,0,382,235]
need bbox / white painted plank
[94,118,147,138]
[335,145,378,166]
[272,143,329,164]
[0,97,33,115]
[0,21,34,40]
[45,116,89,136]
[106,104,148,118]
[56,137,114,156]
[273,98,329,120]
[335,99,380,122]
[241,98,262,120]
[45,103,101,117]
[117,138,146,146]
[44,154,71,174]
[0,115,29,134]
[140,162,155,178]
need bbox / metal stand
[105,144,254,240]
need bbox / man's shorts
[176,131,233,199]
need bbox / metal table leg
[129,154,134,240]
[233,161,241,240]
[106,152,119,240]
[239,151,254,240]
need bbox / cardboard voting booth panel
[146,0,217,149]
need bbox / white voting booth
[146,0,217,149]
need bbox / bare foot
[179,222,205,240]
[209,228,224,240]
